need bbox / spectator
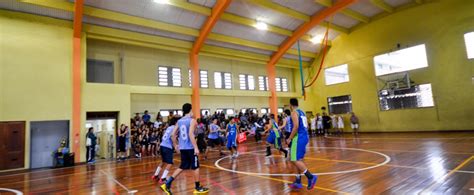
[86,127,97,164]
[142,110,151,124]
[350,112,360,135]
[322,112,331,136]
[316,113,323,135]
[310,115,316,137]
[330,113,337,135]
[337,115,344,135]
[117,124,128,161]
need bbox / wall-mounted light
[254,19,268,31]
[153,0,170,4]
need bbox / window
[159,109,183,117]
[214,72,232,89]
[327,95,353,114]
[260,108,270,114]
[378,83,434,111]
[216,108,234,116]
[258,76,269,91]
[464,32,474,59]
[201,109,210,117]
[189,70,209,88]
[241,108,257,114]
[87,59,114,83]
[325,64,349,85]
[373,44,429,76]
[258,76,288,92]
[158,66,182,87]
[277,108,284,113]
[239,74,255,90]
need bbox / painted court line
[420,155,474,194]
[215,147,391,176]
[100,170,138,194]
[0,188,23,195]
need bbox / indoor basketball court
[0,0,473,194]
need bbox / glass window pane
[214,72,222,88]
[325,64,349,85]
[464,32,474,59]
[373,44,428,76]
[248,75,255,90]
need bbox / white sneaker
[234,152,239,158]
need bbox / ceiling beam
[315,0,369,23]
[370,0,394,13]
[266,0,357,117]
[20,0,315,58]
[166,0,347,43]
[268,0,357,67]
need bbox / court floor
[0,132,473,194]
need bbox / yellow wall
[303,0,474,131]
[0,15,73,168]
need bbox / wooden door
[0,121,25,170]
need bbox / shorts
[317,123,323,129]
[290,134,308,161]
[266,131,282,149]
[208,138,222,148]
[197,138,207,152]
[337,123,344,129]
[351,123,359,129]
[226,135,237,149]
[179,149,199,170]
[118,137,126,152]
[160,146,173,164]
[284,131,291,139]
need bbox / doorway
[0,121,25,171]
[30,120,69,169]
[86,112,118,160]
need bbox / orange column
[190,53,201,118]
[190,0,231,119]
[72,0,83,163]
[267,64,278,119]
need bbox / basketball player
[152,116,180,184]
[286,98,318,190]
[204,118,225,159]
[160,103,208,194]
[265,114,288,158]
[226,117,239,158]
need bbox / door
[30,120,69,169]
[0,121,25,170]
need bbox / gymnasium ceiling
[1,0,427,67]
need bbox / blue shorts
[266,131,282,149]
[290,134,308,161]
[160,146,173,164]
[226,135,237,149]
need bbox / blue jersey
[290,109,309,139]
[160,125,175,149]
[271,120,280,138]
[208,124,220,139]
[177,116,194,150]
[227,123,237,137]
[285,116,292,133]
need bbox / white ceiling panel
[348,0,384,17]
[84,0,207,29]
[272,0,325,15]
[385,0,413,7]
[283,54,312,62]
[188,0,216,8]
[307,26,340,41]
[0,0,73,21]
[289,41,319,54]
[326,13,360,28]
[225,0,304,31]
[84,16,196,42]
[212,21,286,46]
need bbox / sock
[195,181,200,189]
[280,148,288,156]
[154,166,161,176]
[303,169,314,180]
[161,169,169,179]
[295,175,302,184]
[166,176,174,188]
[266,146,271,156]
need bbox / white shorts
[351,123,359,129]
[317,123,323,129]
[337,122,344,129]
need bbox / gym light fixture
[153,0,170,4]
[310,35,324,44]
[254,20,268,31]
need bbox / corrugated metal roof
[212,20,286,45]
[272,0,325,15]
[348,0,384,17]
